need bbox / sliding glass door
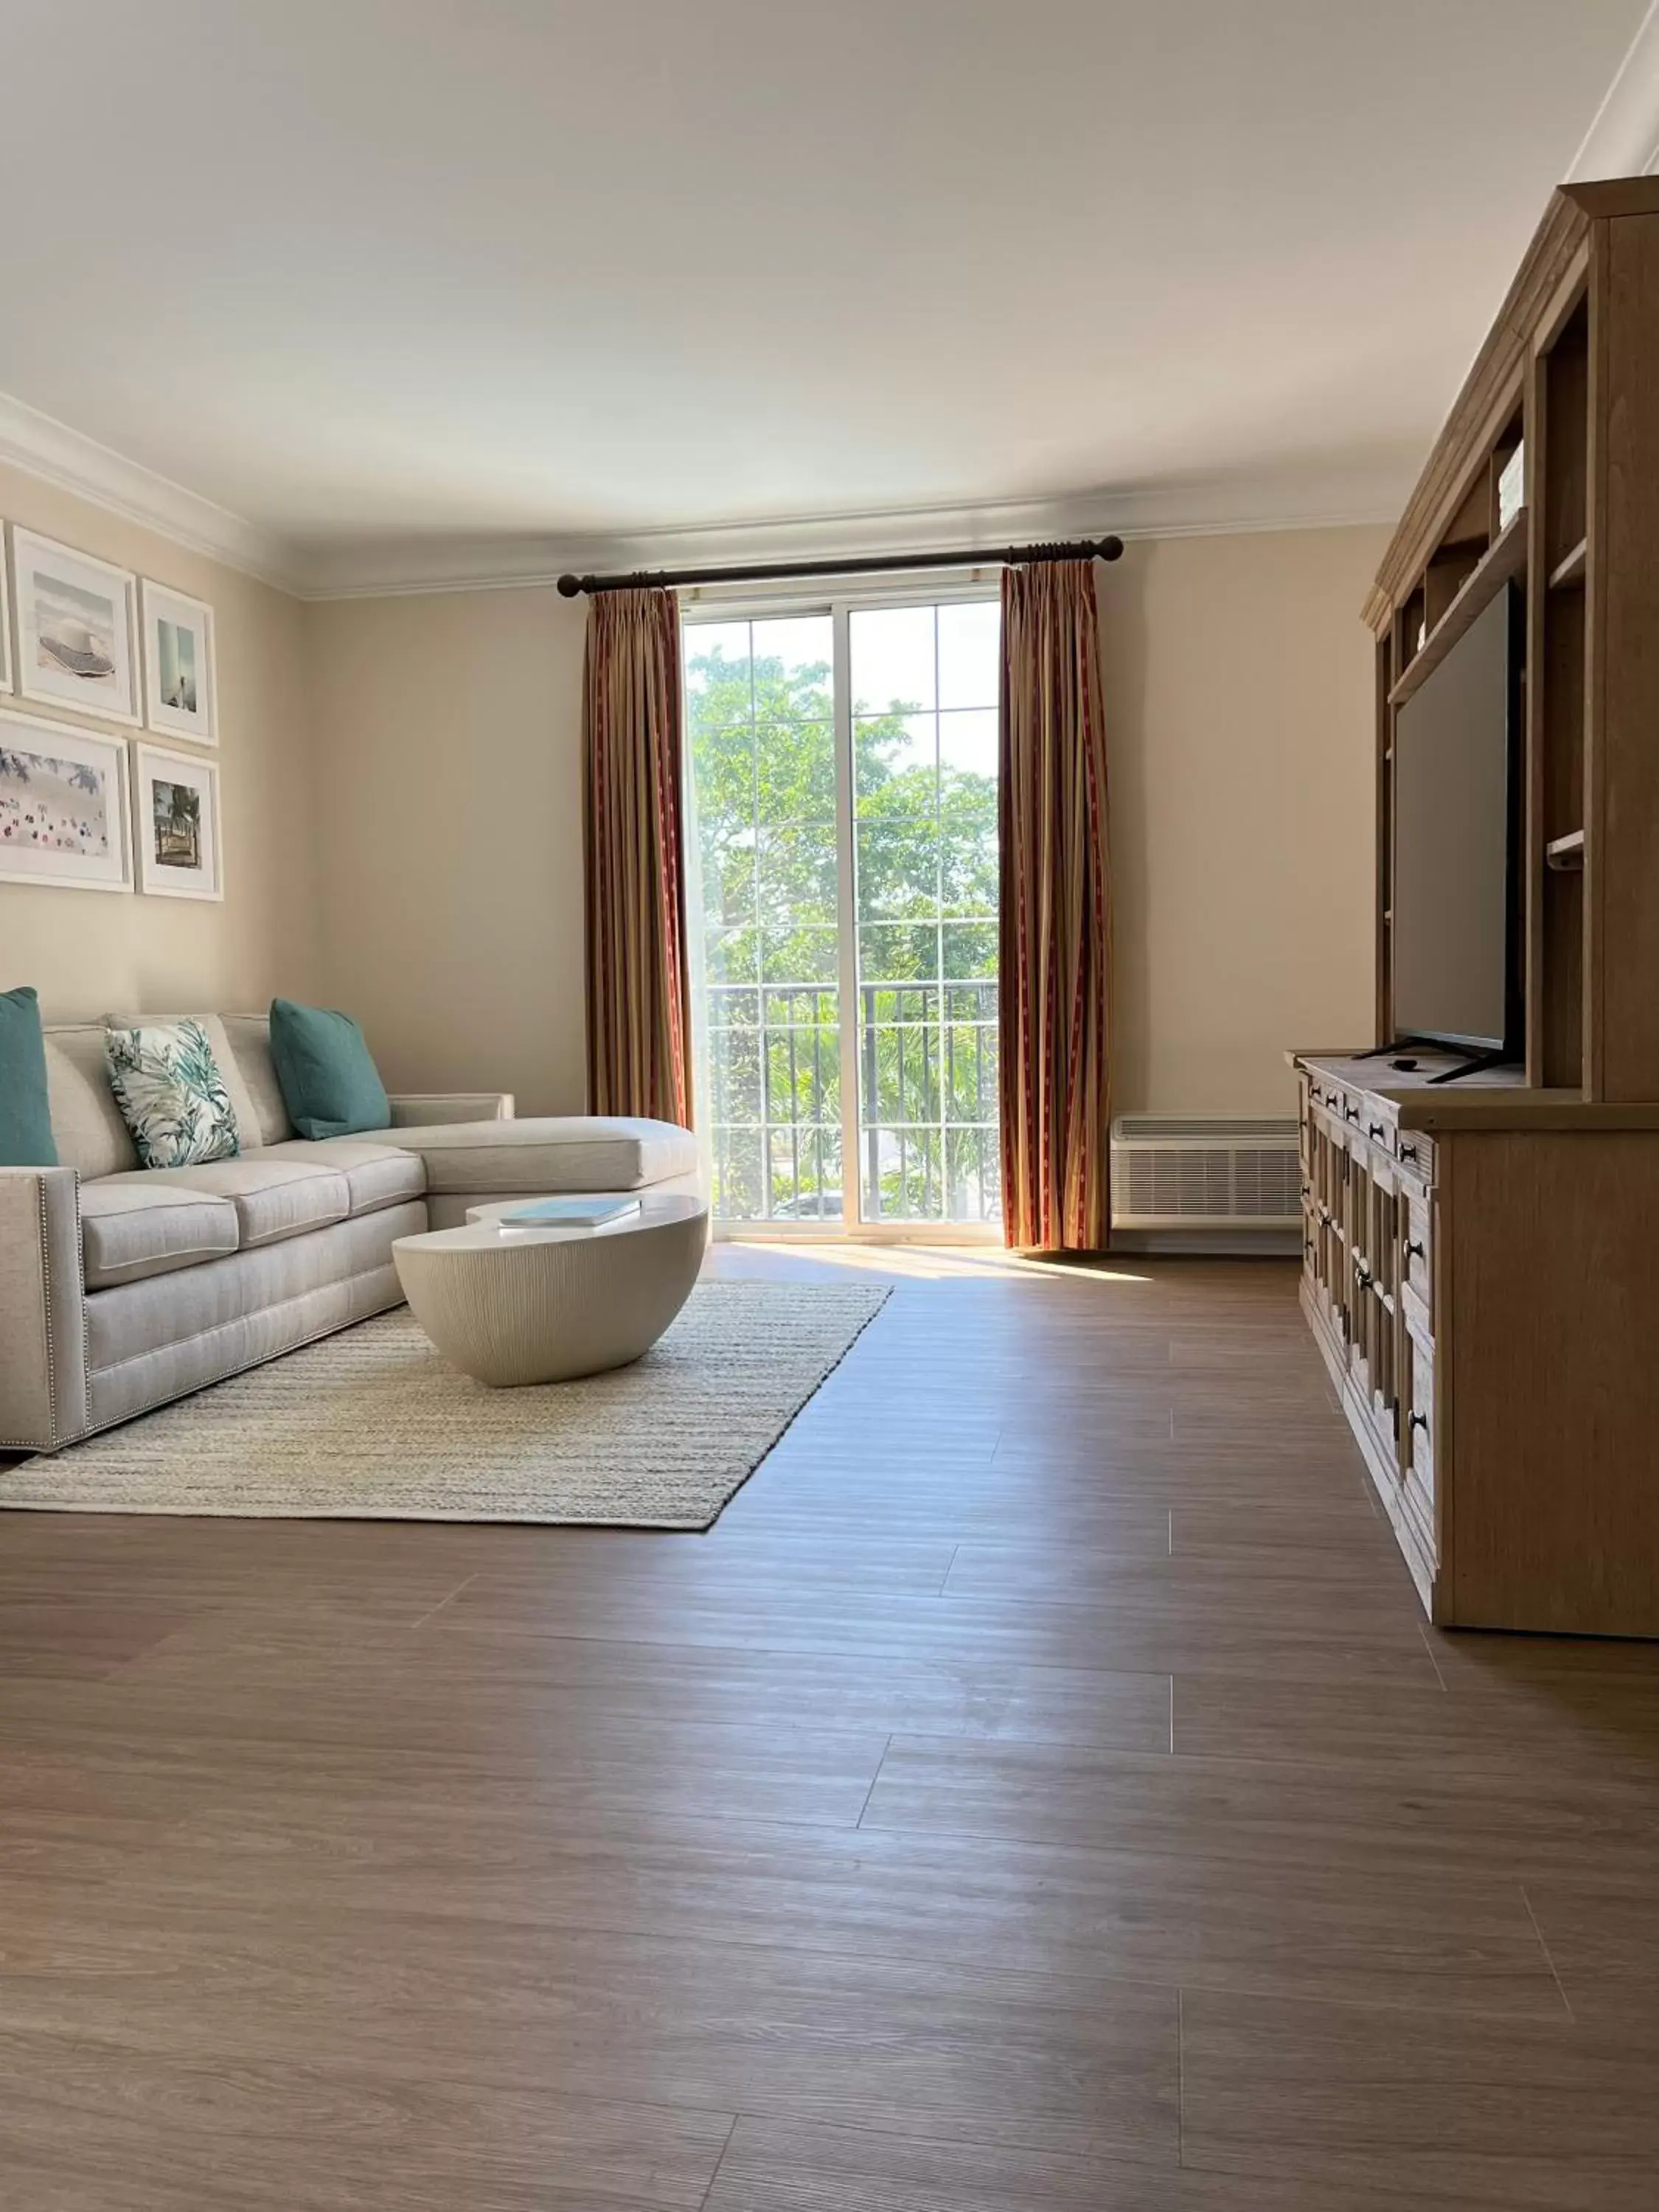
[686,613,842,1222]
[685,594,1001,1231]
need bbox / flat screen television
[1391,583,1523,1062]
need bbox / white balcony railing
[705,977,1000,1225]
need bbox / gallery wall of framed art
[0,458,321,1034]
[0,517,224,900]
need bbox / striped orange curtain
[582,588,692,1127]
[998,560,1113,1250]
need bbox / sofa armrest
[388,1093,515,1127]
[0,1167,89,1453]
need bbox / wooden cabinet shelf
[1387,509,1527,707]
[1548,538,1587,591]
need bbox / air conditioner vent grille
[1110,1116,1299,1228]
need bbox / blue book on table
[497,1196,642,1228]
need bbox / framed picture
[11,529,139,726]
[141,579,218,745]
[0,709,133,891]
[133,742,223,901]
[0,529,12,693]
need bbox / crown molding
[0,388,302,592]
[292,472,1405,601]
[0,380,1404,603]
[1568,0,1659,179]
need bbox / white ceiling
[0,0,1653,589]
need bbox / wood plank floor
[3,1247,1658,2209]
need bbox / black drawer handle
[1406,1240,1425,1262]
[1399,1142,1418,1162]
[1354,1259,1373,1287]
[1368,1122,1385,1141]
[1409,1411,1429,1434]
[1343,1104,1359,1123]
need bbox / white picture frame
[0,526,13,694]
[141,578,218,745]
[133,741,223,901]
[12,528,139,726]
[0,707,133,892]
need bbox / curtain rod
[554,535,1124,597]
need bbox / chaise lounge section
[0,1012,700,1453]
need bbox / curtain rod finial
[557,574,586,597]
[1099,536,1125,562]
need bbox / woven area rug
[1,1284,888,1528]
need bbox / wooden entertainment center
[1293,178,1659,1638]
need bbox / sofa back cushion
[0,985,58,1167]
[44,1025,141,1180]
[44,1011,292,1174]
[218,1013,294,1146]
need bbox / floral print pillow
[105,1019,240,1169]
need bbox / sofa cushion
[42,1026,142,1180]
[380,1115,698,1195]
[0,986,58,1166]
[79,1181,240,1292]
[47,1013,271,1174]
[97,1158,350,1250]
[105,1018,241,1169]
[101,1012,268,1153]
[257,1137,426,1216]
[218,1014,293,1146]
[268,1000,391,1141]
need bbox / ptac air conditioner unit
[1110,1116,1300,1244]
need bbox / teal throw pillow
[268,999,390,1141]
[105,1018,240,1169]
[0,985,59,1167]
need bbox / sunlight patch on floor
[709,1240,1151,1284]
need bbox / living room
[2,4,1659,2205]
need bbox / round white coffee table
[392,1194,708,1386]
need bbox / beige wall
[0,461,316,1021]
[303,586,589,1116]
[1,473,1379,1126]
[1102,524,1387,1115]
[303,525,1384,1125]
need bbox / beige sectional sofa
[0,1012,700,1453]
